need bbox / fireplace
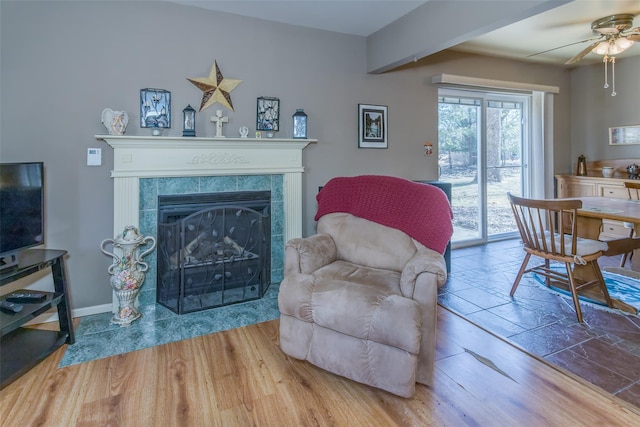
[156,191,271,314]
[97,135,314,311]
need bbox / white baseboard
[74,303,113,317]
[25,303,113,326]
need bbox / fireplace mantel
[96,135,315,243]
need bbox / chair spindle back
[508,193,581,258]
[625,181,640,201]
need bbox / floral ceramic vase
[100,226,156,326]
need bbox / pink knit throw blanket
[315,175,453,254]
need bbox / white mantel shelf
[96,135,316,178]
[96,134,315,247]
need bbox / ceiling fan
[528,14,640,64]
[529,13,639,96]
[564,14,640,64]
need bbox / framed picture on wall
[609,125,640,145]
[358,104,388,148]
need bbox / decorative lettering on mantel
[188,152,250,165]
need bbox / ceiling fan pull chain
[610,56,616,96]
[603,55,609,89]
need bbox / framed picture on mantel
[609,125,640,145]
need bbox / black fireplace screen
[156,191,271,314]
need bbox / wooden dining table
[577,196,640,227]
[576,196,640,267]
[569,196,640,314]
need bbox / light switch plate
[87,148,102,166]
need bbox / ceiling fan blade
[565,41,602,65]
[527,37,600,58]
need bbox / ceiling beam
[366,0,574,73]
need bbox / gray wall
[0,0,618,311]
[569,55,640,169]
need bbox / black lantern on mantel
[292,109,307,139]
[182,104,196,137]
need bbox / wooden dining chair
[507,193,613,322]
[620,181,640,267]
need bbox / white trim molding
[432,73,560,94]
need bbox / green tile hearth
[59,283,280,367]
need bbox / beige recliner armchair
[278,175,453,397]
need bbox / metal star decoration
[187,61,242,112]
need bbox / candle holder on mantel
[100,226,156,327]
[292,109,308,139]
[182,104,196,137]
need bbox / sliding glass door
[438,88,529,247]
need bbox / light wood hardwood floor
[1,306,639,426]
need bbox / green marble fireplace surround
[138,174,285,292]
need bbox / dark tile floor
[440,239,640,408]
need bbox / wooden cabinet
[597,183,629,199]
[556,175,598,197]
[555,174,637,240]
[555,175,635,200]
[600,219,632,240]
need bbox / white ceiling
[169,0,640,66]
[170,0,427,37]
[453,0,640,65]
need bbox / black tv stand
[0,249,74,389]
[0,253,19,270]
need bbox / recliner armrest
[400,250,447,298]
[284,234,337,275]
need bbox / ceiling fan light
[591,39,629,55]
[615,37,634,51]
[609,45,623,55]
[592,41,611,55]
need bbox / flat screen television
[0,162,45,270]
